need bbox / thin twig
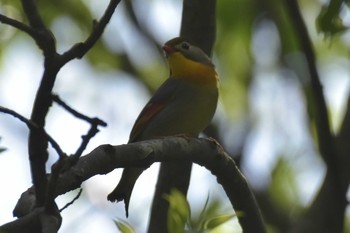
[60,0,122,63]
[74,121,100,159]
[51,94,107,127]
[0,106,66,158]
[59,188,83,212]
[0,13,38,38]
[52,94,107,159]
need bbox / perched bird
[107,37,219,217]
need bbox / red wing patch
[129,103,165,142]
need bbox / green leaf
[113,219,135,233]
[316,3,348,38]
[204,213,236,230]
[164,189,191,233]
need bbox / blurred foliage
[269,157,302,215]
[316,0,349,37]
[165,189,191,233]
[165,189,237,233]
[0,0,350,232]
[113,189,237,233]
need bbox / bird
[107,37,219,217]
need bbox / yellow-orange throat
[168,52,219,88]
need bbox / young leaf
[204,213,236,230]
[164,189,191,233]
[113,219,135,233]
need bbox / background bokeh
[0,0,349,232]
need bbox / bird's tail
[107,167,143,217]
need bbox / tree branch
[51,94,107,127]
[59,189,83,212]
[19,0,59,208]
[8,137,266,233]
[20,0,56,56]
[180,0,216,56]
[60,0,122,63]
[1,0,121,232]
[0,106,65,158]
[284,0,340,189]
[1,206,61,233]
[51,94,107,159]
[17,0,121,209]
[0,13,38,38]
[283,0,347,232]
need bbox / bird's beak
[162,45,175,55]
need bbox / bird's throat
[168,52,219,88]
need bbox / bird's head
[162,37,218,87]
[162,37,213,67]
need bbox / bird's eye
[181,42,190,50]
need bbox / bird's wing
[129,78,178,142]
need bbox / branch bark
[1,1,121,232]
[180,0,216,56]
[7,137,266,233]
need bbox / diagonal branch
[283,0,347,232]
[60,0,122,63]
[52,94,107,127]
[51,94,107,158]
[9,137,266,233]
[0,106,65,158]
[284,0,343,197]
[0,13,38,38]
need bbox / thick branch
[20,0,59,208]
[20,0,56,55]
[1,206,61,233]
[180,0,216,56]
[10,137,266,233]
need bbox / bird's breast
[169,52,219,88]
[137,82,218,140]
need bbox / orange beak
[162,45,175,55]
